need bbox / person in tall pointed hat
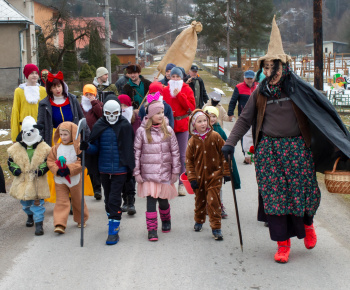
[222,16,350,263]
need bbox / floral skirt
[255,135,321,217]
[137,181,178,200]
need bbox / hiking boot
[106,219,120,245]
[35,222,44,236]
[274,239,291,263]
[146,212,158,241]
[159,206,171,233]
[94,190,102,200]
[127,204,136,215]
[148,230,158,241]
[178,184,186,196]
[212,229,223,240]
[54,225,65,234]
[26,215,34,227]
[304,223,317,249]
[221,204,228,219]
[194,223,203,232]
[121,203,128,212]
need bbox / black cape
[283,72,350,173]
[89,95,135,173]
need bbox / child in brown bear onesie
[186,109,230,240]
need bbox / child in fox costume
[7,116,51,236]
[47,121,89,234]
[185,109,230,240]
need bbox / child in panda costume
[7,116,51,236]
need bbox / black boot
[127,196,136,215]
[94,190,102,200]
[35,221,44,236]
[26,215,34,227]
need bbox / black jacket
[184,75,209,108]
[121,76,152,109]
[115,75,130,94]
[37,93,86,145]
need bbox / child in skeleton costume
[81,84,103,201]
[186,109,230,240]
[118,94,141,215]
[83,95,135,245]
[7,116,51,236]
[11,64,47,142]
[133,95,180,241]
[47,122,89,234]
[222,16,350,263]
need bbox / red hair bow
[47,71,64,82]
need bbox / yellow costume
[11,85,47,142]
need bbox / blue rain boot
[106,219,120,245]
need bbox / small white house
[306,41,349,56]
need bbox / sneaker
[121,203,128,212]
[194,223,203,232]
[148,230,158,241]
[274,239,291,263]
[127,204,136,215]
[77,223,86,228]
[221,204,228,219]
[26,215,34,227]
[212,229,223,240]
[54,225,65,234]
[178,184,186,196]
[304,224,317,249]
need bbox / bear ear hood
[188,109,212,136]
[54,121,79,146]
[21,116,42,146]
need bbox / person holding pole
[163,67,196,196]
[222,16,350,263]
[47,122,89,234]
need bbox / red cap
[149,82,164,95]
[23,64,39,79]
[118,94,132,107]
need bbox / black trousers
[146,196,169,212]
[122,177,136,205]
[100,174,127,220]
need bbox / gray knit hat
[96,67,109,78]
[170,67,183,78]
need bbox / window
[325,47,328,53]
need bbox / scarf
[267,64,291,99]
[81,96,93,112]
[168,80,184,97]
[23,85,40,104]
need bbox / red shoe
[304,223,317,249]
[274,239,291,263]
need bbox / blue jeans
[20,199,46,223]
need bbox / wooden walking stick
[76,118,87,247]
[228,155,243,252]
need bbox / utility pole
[143,27,146,62]
[104,0,111,82]
[135,16,138,64]
[175,0,178,35]
[226,0,230,81]
[313,0,323,90]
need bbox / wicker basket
[324,157,350,194]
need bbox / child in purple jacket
[133,95,180,241]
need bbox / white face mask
[122,106,133,123]
[104,100,121,125]
[168,80,184,97]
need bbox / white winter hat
[96,67,109,78]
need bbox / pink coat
[133,118,181,183]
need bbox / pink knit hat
[147,101,164,118]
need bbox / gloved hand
[190,180,199,190]
[222,145,235,161]
[171,174,178,184]
[13,168,22,177]
[223,176,231,184]
[80,141,89,151]
[135,175,143,184]
[35,170,44,177]
[57,168,70,177]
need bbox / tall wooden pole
[313,0,323,90]
[104,0,111,82]
[226,0,230,80]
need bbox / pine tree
[111,54,121,72]
[149,0,167,14]
[88,28,105,68]
[62,24,78,79]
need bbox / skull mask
[104,100,121,125]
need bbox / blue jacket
[87,127,127,174]
[138,100,174,129]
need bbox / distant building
[110,40,136,65]
[306,41,349,56]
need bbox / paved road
[1,72,350,289]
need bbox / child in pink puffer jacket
[134,92,180,242]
